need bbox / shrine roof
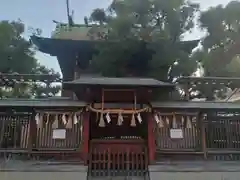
[63,77,174,88]
[30,36,199,56]
[0,98,86,107]
[151,101,240,110]
[177,76,240,84]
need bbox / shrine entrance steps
[87,139,149,180]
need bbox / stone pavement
[2,160,240,180]
[0,159,88,180]
[149,161,240,180]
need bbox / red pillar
[147,113,156,164]
[82,111,90,165]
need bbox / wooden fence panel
[35,113,83,150]
[154,113,200,150]
[0,112,32,151]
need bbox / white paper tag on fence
[52,129,66,139]
[170,129,183,139]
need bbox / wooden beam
[148,113,156,164]
[200,112,207,160]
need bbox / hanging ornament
[154,113,160,123]
[137,113,142,124]
[46,113,50,125]
[62,114,67,125]
[66,114,73,129]
[172,114,177,129]
[52,114,58,129]
[130,114,136,127]
[186,116,192,128]
[73,113,78,124]
[99,113,105,127]
[35,113,43,129]
[117,112,123,126]
[181,116,185,126]
[35,113,40,125]
[165,116,170,125]
[158,114,164,128]
[39,114,44,128]
[105,112,111,123]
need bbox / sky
[0,0,236,74]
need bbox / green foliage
[0,20,61,98]
[197,1,240,77]
[190,1,240,100]
[88,0,200,81]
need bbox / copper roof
[63,77,175,88]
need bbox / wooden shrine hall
[1,35,240,179]
[1,74,240,179]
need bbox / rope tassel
[73,113,78,124]
[105,113,111,123]
[46,113,50,125]
[62,114,67,125]
[158,115,164,128]
[181,116,185,126]
[117,112,123,126]
[99,113,105,127]
[35,113,39,125]
[52,114,58,129]
[130,114,136,127]
[186,116,192,128]
[172,114,177,129]
[66,114,73,129]
[137,113,142,124]
[35,113,43,129]
[154,114,160,124]
[165,116,170,125]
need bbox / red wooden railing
[89,139,148,177]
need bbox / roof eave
[151,101,240,110]
[0,99,86,108]
[63,82,175,90]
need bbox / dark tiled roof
[63,77,174,88]
[151,101,240,110]
[31,36,199,56]
[177,76,240,85]
[0,98,86,107]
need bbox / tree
[190,1,240,100]
[198,1,240,77]
[0,20,61,98]
[88,0,200,82]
